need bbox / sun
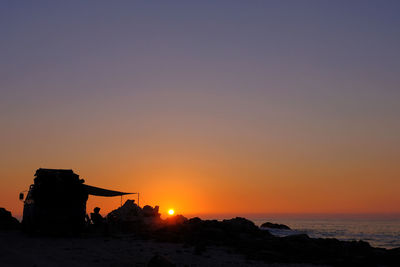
[168,209,175,215]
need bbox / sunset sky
[1,1,399,217]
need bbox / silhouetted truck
[21,168,134,234]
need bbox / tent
[83,184,135,197]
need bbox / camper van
[21,169,89,233]
[21,168,133,234]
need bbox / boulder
[261,222,291,230]
[186,217,202,225]
[0,208,20,230]
[282,233,310,242]
[142,205,160,217]
[165,215,188,225]
[222,217,259,233]
[107,199,142,223]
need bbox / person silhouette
[90,207,103,226]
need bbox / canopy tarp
[83,184,135,197]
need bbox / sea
[256,218,400,249]
[196,214,400,249]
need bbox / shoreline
[0,230,318,267]
[2,206,400,266]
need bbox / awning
[83,184,136,197]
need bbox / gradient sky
[1,1,400,217]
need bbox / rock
[0,207,20,230]
[164,215,188,225]
[107,199,140,222]
[282,233,310,242]
[187,217,202,224]
[222,217,259,233]
[260,222,291,230]
[107,200,161,225]
[142,205,160,217]
[147,254,175,267]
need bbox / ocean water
[250,217,400,249]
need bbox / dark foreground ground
[1,206,400,266]
[0,230,317,267]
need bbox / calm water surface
[195,214,400,249]
[251,217,400,249]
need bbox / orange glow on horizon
[5,160,400,220]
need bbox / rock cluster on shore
[260,222,291,230]
[0,208,20,230]
[143,216,400,266]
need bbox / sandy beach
[0,230,319,267]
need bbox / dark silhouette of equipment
[20,168,137,234]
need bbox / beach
[0,230,317,267]
[1,205,400,266]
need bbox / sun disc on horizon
[168,209,175,215]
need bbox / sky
[1,1,400,218]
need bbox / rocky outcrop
[164,214,188,225]
[260,222,291,230]
[0,208,20,230]
[139,216,400,266]
[107,200,160,223]
[150,217,272,247]
[222,217,260,232]
[142,205,160,217]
